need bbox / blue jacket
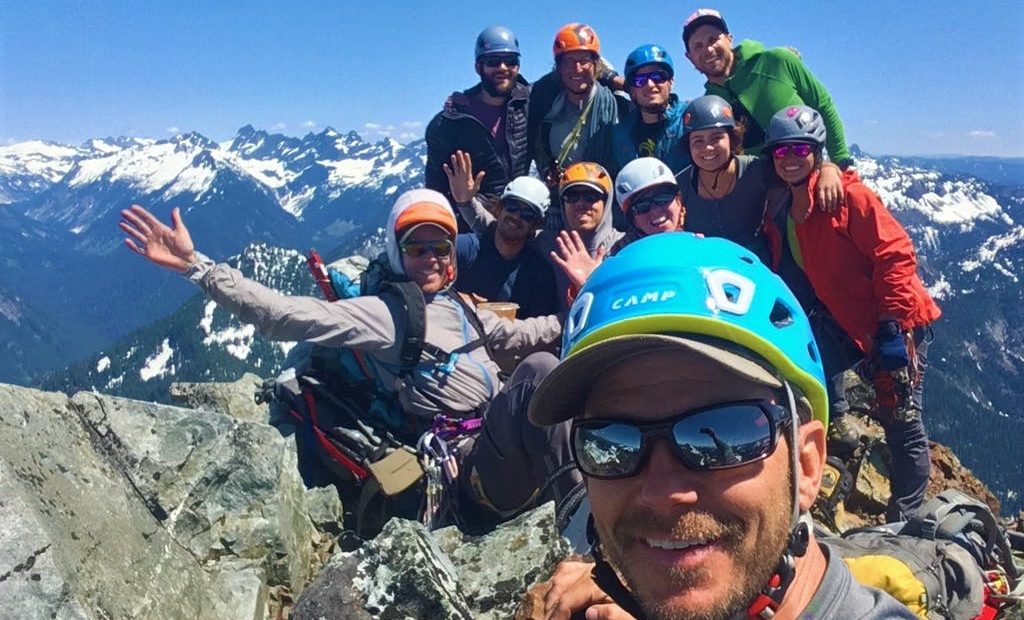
[610,94,690,177]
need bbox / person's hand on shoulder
[815,163,845,213]
[119,205,197,273]
[542,559,635,620]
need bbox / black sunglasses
[631,189,678,215]
[503,201,540,222]
[630,69,671,88]
[400,239,453,259]
[571,400,791,479]
[482,55,520,68]
[562,189,604,204]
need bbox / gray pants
[459,351,580,523]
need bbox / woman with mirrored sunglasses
[677,95,844,265]
[762,105,941,522]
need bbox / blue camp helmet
[623,44,674,81]
[475,26,520,59]
[529,232,827,426]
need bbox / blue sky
[3,1,1023,156]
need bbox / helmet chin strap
[743,380,810,619]
[586,381,812,620]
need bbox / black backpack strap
[378,280,428,380]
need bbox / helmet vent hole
[769,300,794,328]
[807,342,820,364]
[722,283,740,304]
[739,256,755,265]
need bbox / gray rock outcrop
[0,383,325,619]
[292,502,571,620]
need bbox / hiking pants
[878,327,932,522]
[460,351,581,519]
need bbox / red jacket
[764,169,941,353]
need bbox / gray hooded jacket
[186,191,562,420]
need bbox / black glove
[875,321,909,371]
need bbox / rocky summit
[2,375,1021,619]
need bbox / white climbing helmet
[615,157,678,214]
[502,175,551,217]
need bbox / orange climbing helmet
[553,23,601,59]
[559,162,613,197]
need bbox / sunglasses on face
[400,239,453,259]
[503,201,540,222]
[562,189,604,205]
[631,189,678,215]
[482,55,520,69]
[630,69,671,88]
[571,399,791,479]
[771,143,815,159]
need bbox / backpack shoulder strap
[446,291,495,362]
[378,280,428,380]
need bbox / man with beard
[426,26,531,230]
[610,45,690,180]
[531,233,915,619]
[533,22,630,229]
[682,9,853,168]
[453,174,558,320]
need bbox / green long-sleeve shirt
[705,39,851,165]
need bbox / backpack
[263,250,491,536]
[825,490,1023,620]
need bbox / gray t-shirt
[800,542,918,619]
[679,154,772,264]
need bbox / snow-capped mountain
[0,126,426,363]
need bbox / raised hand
[119,205,197,273]
[550,230,606,292]
[442,150,485,204]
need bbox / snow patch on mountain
[139,338,175,381]
[0,141,83,180]
[857,156,1010,229]
[960,226,1024,277]
[96,356,111,373]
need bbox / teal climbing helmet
[624,44,674,81]
[528,232,827,426]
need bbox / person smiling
[118,188,581,530]
[678,94,843,264]
[425,26,531,229]
[761,105,941,522]
[682,8,852,169]
[534,233,916,620]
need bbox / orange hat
[393,190,458,239]
[553,23,601,59]
[559,162,613,197]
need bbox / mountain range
[1,129,1022,512]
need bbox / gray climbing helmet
[475,26,520,59]
[682,94,736,134]
[766,105,827,147]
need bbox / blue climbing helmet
[528,232,827,426]
[475,26,520,59]
[623,44,674,81]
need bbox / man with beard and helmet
[610,45,690,180]
[453,174,559,320]
[118,189,581,532]
[426,26,531,230]
[532,233,915,619]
